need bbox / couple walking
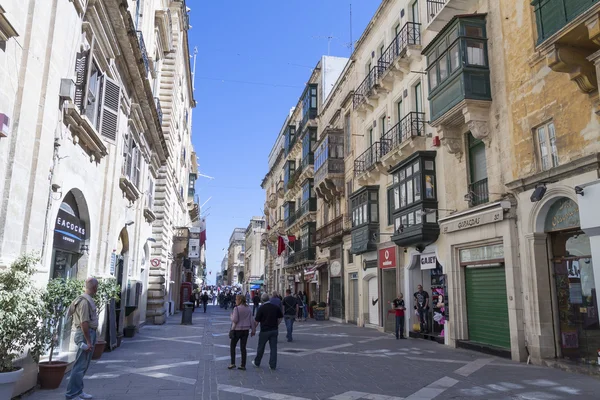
[228,292,284,370]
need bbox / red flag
[199,218,207,248]
[277,235,295,255]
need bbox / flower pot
[38,362,68,390]
[0,367,23,400]
[123,326,136,338]
[92,339,106,360]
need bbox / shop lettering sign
[441,208,503,234]
[420,253,437,270]
[544,198,580,232]
[53,209,86,252]
[378,247,397,269]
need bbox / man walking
[201,291,209,313]
[392,293,406,339]
[65,277,98,400]
[414,285,430,333]
[282,289,298,342]
[270,291,282,308]
[253,293,283,370]
[252,291,261,316]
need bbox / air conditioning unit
[0,113,10,138]
[59,78,76,102]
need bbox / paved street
[24,306,600,400]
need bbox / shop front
[439,201,524,360]
[405,249,446,344]
[378,246,397,333]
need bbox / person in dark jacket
[252,292,261,316]
[201,292,209,313]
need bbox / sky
[188,1,381,285]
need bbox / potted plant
[314,302,327,321]
[91,277,120,360]
[37,278,83,389]
[0,254,46,400]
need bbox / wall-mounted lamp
[575,186,584,196]
[530,184,547,203]
[80,244,89,254]
[125,220,135,226]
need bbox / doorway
[368,276,379,325]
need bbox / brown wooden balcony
[315,215,345,246]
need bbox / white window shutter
[98,75,121,141]
[74,50,90,111]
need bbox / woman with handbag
[228,294,255,370]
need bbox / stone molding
[119,176,141,203]
[63,103,108,162]
[546,44,597,94]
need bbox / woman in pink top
[229,295,256,370]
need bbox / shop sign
[330,260,342,277]
[441,208,503,234]
[53,209,86,252]
[378,247,397,269]
[460,244,504,263]
[350,272,358,279]
[188,239,200,258]
[544,198,580,232]
[420,253,437,270]
[109,252,116,275]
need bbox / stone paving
[22,305,600,400]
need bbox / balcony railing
[427,0,447,23]
[378,22,421,71]
[354,141,389,176]
[469,178,489,207]
[316,214,344,244]
[296,198,317,220]
[136,31,149,75]
[155,97,163,125]
[380,112,426,157]
[353,65,385,109]
[288,247,316,265]
[285,213,297,229]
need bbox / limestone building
[227,228,245,286]
[243,216,266,293]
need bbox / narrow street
[23,306,600,400]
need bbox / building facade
[227,228,245,286]
[244,216,266,292]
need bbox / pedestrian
[392,293,406,339]
[246,291,251,305]
[302,292,308,321]
[252,291,261,316]
[270,291,282,308]
[195,289,200,308]
[253,293,283,370]
[65,277,98,400]
[296,292,304,321]
[282,289,298,342]
[189,292,196,312]
[228,295,255,370]
[414,285,430,333]
[201,291,209,313]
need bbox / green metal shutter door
[465,267,510,349]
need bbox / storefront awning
[250,285,261,290]
[249,280,264,285]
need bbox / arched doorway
[51,190,90,280]
[543,197,598,363]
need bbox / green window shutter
[74,50,90,112]
[469,135,487,183]
[465,267,510,349]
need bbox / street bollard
[181,301,194,325]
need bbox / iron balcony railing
[378,22,421,71]
[353,65,385,109]
[136,31,149,76]
[315,214,344,244]
[288,247,316,265]
[469,178,489,207]
[354,141,390,176]
[155,97,163,125]
[380,112,426,156]
[427,0,447,23]
[285,212,297,229]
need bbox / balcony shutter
[122,134,130,176]
[74,50,90,111]
[134,147,142,187]
[98,75,121,141]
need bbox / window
[449,44,460,72]
[123,133,142,187]
[346,180,353,222]
[380,115,387,137]
[414,83,422,113]
[368,128,374,147]
[284,160,296,188]
[302,128,316,165]
[74,50,121,141]
[285,125,296,154]
[387,153,436,231]
[147,176,155,209]
[344,113,351,156]
[468,133,488,206]
[302,84,318,123]
[466,40,486,66]
[302,180,314,203]
[347,250,354,264]
[411,1,419,24]
[536,121,559,170]
[397,100,403,122]
[379,44,385,59]
[351,188,379,228]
